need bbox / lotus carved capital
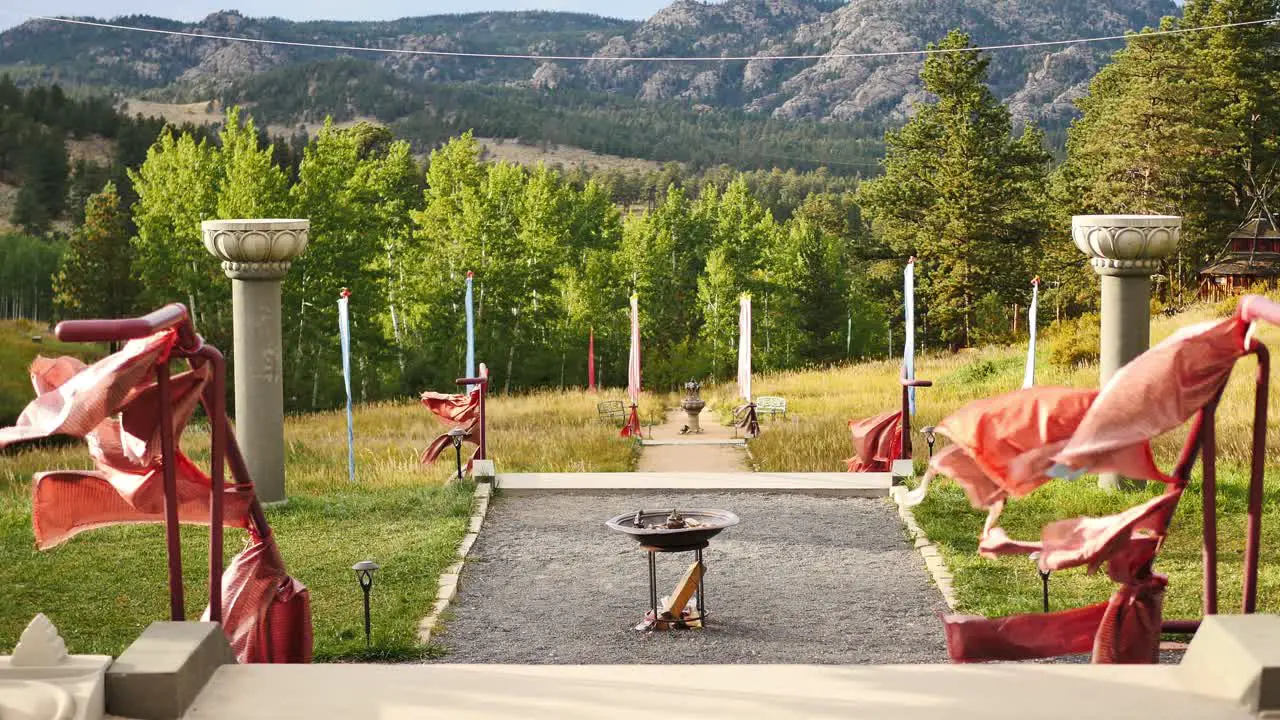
[1072,215,1181,277]
[202,219,310,280]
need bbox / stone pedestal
[1072,214,1180,490]
[202,219,309,504]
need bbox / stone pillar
[202,219,309,504]
[1072,214,1180,490]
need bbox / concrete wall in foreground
[87,615,1280,720]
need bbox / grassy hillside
[733,294,1280,627]
[0,320,102,425]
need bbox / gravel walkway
[430,492,949,664]
[638,409,749,472]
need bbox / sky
[0,1,681,32]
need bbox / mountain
[0,0,1178,130]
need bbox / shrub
[1046,312,1099,368]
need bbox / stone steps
[494,471,891,497]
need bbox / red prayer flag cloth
[845,411,901,472]
[1,330,310,664]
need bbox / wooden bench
[597,400,627,425]
[756,396,787,418]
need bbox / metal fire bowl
[605,509,740,552]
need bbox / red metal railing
[1158,295,1277,634]
[900,376,933,460]
[455,362,489,460]
[54,303,271,623]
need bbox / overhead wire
[3,10,1278,63]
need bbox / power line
[5,11,1278,63]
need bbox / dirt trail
[635,409,749,473]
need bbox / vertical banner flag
[338,288,356,483]
[904,258,916,415]
[738,293,752,403]
[588,328,597,391]
[621,295,643,438]
[464,271,476,383]
[1023,277,1040,389]
[628,295,641,405]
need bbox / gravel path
[638,409,749,472]
[430,492,949,664]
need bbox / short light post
[1030,552,1050,613]
[921,426,937,460]
[447,427,468,481]
[352,560,380,647]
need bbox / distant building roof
[1229,215,1280,241]
[1201,258,1280,278]
[1200,213,1280,278]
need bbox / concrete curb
[417,481,492,644]
[890,486,959,611]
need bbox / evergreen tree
[1056,1,1280,294]
[859,30,1051,348]
[53,181,137,320]
[11,127,69,234]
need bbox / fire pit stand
[606,508,740,631]
[642,545,708,630]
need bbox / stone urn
[681,380,705,434]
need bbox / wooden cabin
[1198,215,1280,299]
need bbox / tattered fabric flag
[0,331,311,664]
[588,327,596,392]
[1023,277,1040,389]
[338,289,355,484]
[904,258,916,415]
[621,294,642,438]
[465,271,476,382]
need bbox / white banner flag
[627,294,641,406]
[738,294,752,403]
[465,271,476,382]
[1023,278,1040,389]
[338,289,355,483]
[904,259,916,415]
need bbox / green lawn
[1,390,636,661]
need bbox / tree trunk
[504,343,516,395]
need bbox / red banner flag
[588,328,596,391]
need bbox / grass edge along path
[1,390,636,662]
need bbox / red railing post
[1202,402,1219,617]
[154,358,185,621]
[195,344,227,622]
[455,362,490,462]
[1243,345,1269,613]
[899,377,933,460]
